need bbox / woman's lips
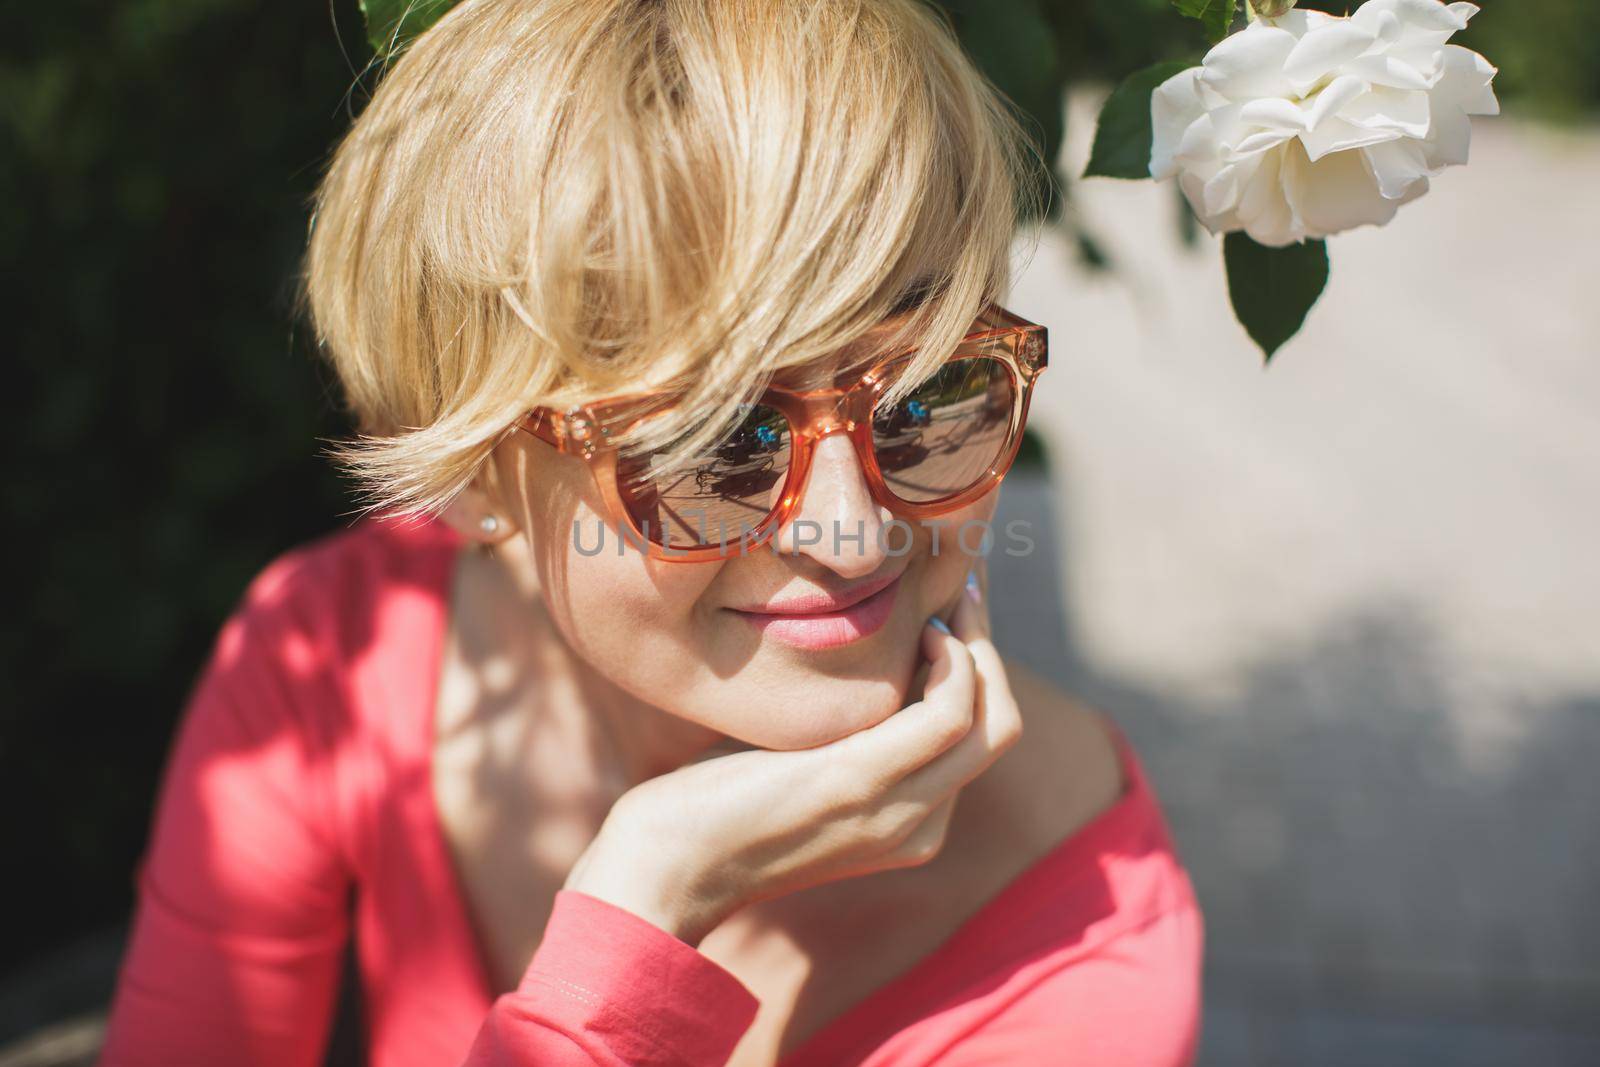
[729,574,901,650]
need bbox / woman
[99,1,1202,1064]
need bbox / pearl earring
[479,515,500,536]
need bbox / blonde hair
[303,0,1047,518]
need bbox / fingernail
[965,569,982,604]
[928,615,952,636]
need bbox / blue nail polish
[928,615,952,635]
[965,569,982,603]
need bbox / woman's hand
[562,564,1022,946]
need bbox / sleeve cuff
[513,889,760,1065]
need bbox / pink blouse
[99,514,1204,1066]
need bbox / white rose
[1150,0,1499,247]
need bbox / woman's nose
[770,432,891,578]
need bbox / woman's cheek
[554,547,713,686]
[914,491,1000,609]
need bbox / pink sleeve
[464,890,761,1066]
[101,541,760,1067]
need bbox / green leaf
[361,0,460,57]
[1172,0,1238,43]
[1174,181,1200,248]
[1083,60,1195,180]
[1222,232,1330,362]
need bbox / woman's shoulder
[245,512,461,593]
[198,513,464,720]
[988,659,1198,915]
[229,513,462,634]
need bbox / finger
[828,616,977,789]
[888,790,958,868]
[962,561,992,639]
[896,587,1023,800]
[953,586,1021,753]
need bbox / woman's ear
[439,481,519,546]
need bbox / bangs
[304,0,1047,516]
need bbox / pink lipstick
[728,573,901,650]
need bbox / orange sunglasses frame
[510,303,1047,561]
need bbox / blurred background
[2,1,1595,1064]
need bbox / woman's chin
[719,678,909,751]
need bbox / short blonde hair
[303,0,1046,518]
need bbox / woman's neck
[463,536,727,789]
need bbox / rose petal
[1353,0,1470,34]
[1420,107,1472,168]
[1432,45,1500,115]
[1389,40,1453,83]
[1338,86,1432,138]
[1282,140,1400,238]
[1196,78,1232,111]
[1240,148,1301,247]
[1304,75,1370,131]
[1283,22,1378,94]
[1275,10,1342,36]
[1180,171,1238,236]
[1401,0,1471,31]
[1238,149,1282,221]
[1172,104,1242,168]
[1363,9,1403,49]
[1200,26,1299,102]
[1343,52,1434,91]
[1240,97,1311,132]
[1234,128,1298,156]
[1362,138,1432,198]
[1300,116,1401,162]
[1395,175,1432,208]
[1202,162,1247,217]
[1151,68,1208,179]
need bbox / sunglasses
[511,303,1047,561]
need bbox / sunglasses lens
[871,356,1016,503]
[615,403,792,550]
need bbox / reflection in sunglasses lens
[871,357,1014,503]
[616,403,792,549]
